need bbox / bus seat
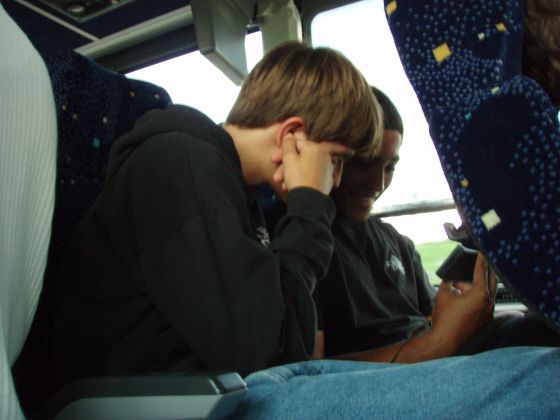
[12,50,247,418]
[12,50,173,415]
[384,0,560,331]
[45,50,173,258]
[0,3,57,419]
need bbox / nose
[369,166,385,193]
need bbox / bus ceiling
[4,0,362,84]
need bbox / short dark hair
[371,86,403,137]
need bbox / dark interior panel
[2,0,193,69]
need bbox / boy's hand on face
[277,132,353,195]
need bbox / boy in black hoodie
[50,41,381,390]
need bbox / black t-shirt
[318,216,437,356]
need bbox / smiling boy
[318,86,560,362]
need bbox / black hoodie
[51,105,336,388]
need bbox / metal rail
[373,198,456,219]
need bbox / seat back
[385,0,560,331]
[46,50,173,258]
[0,4,57,419]
[13,50,172,416]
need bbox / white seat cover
[0,4,57,418]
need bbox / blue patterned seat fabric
[45,51,172,255]
[384,0,560,330]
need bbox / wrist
[423,325,464,357]
[287,188,335,220]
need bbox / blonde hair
[523,0,560,107]
[226,41,382,151]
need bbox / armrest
[495,283,527,312]
[37,372,246,420]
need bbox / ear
[275,116,305,147]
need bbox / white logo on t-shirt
[256,226,271,248]
[385,254,405,275]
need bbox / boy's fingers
[293,131,307,152]
[473,252,497,304]
[452,281,472,293]
[273,164,284,183]
[282,133,298,155]
[270,148,283,164]
[320,141,354,157]
[472,252,486,290]
[294,136,353,156]
[437,281,457,296]
[483,258,497,301]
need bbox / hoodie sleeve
[121,133,334,376]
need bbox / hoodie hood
[107,104,240,180]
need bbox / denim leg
[228,346,560,419]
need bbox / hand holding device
[436,244,478,282]
[431,253,496,352]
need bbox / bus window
[127,31,263,123]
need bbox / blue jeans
[228,346,560,419]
